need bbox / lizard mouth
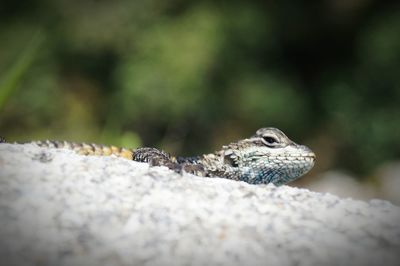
[284,153,316,160]
[306,153,316,160]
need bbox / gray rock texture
[0,143,400,266]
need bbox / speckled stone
[0,143,400,266]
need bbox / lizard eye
[262,136,279,146]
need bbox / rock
[0,143,400,266]
[307,171,377,200]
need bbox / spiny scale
[33,140,134,160]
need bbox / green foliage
[0,1,399,177]
[320,10,400,173]
[229,73,308,128]
[117,5,222,121]
[0,31,43,111]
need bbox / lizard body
[2,128,315,186]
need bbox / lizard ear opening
[224,154,238,167]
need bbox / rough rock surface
[0,143,400,266]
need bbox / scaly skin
[193,128,315,185]
[2,128,315,186]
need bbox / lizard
[0,127,315,186]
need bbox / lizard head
[220,127,315,185]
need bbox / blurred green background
[1,0,399,201]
